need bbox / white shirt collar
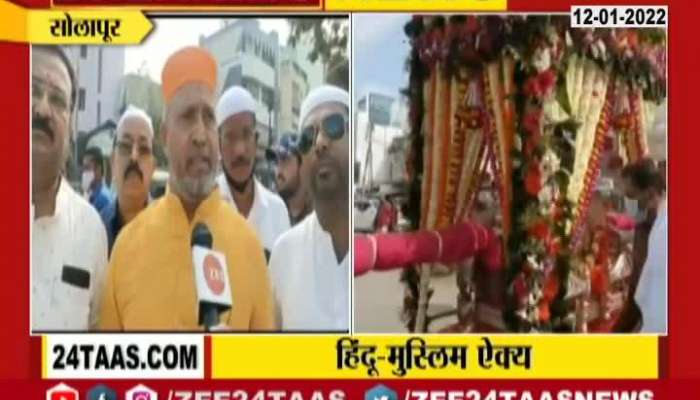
[217,174,264,219]
[33,177,73,222]
[309,212,348,267]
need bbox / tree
[288,18,349,90]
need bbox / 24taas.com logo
[87,384,117,400]
[126,384,158,400]
[365,385,398,400]
[46,383,79,400]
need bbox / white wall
[67,46,125,133]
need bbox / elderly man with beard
[99,106,156,255]
[32,46,108,331]
[269,85,350,331]
[215,86,290,259]
[99,47,274,331]
[268,133,312,226]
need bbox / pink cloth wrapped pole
[354,222,502,277]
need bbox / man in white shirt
[634,177,667,333]
[215,86,290,261]
[615,159,665,332]
[31,46,108,331]
[269,85,350,331]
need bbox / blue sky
[353,14,411,104]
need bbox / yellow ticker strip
[212,335,658,379]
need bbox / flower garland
[406,16,666,103]
[403,15,666,332]
[506,62,577,331]
[483,62,510,240]
[570,79,615,249]
[453,74,489,224]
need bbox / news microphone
[191,223,232,331]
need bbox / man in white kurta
[635,197,667,333]
[269,212,349,330]
[32,46,108,331]
[215,86,290,258]
[32,178,108,330]
[269,85,350,331]
[216,174,289,257]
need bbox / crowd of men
[31,45,349,332]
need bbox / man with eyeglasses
[215,86,290,261]
[99,106,156,255]
[269,85,350,331]
[266,133,313,226]
[99,47,274,330]
[32,46,108,331]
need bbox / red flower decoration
[537,69,557,95]
[513,273,529,306]
[546,237,561,257]
[524,70,557,99]
[523,108,543,136]
[524,76,543,98]
[551,203,564,221]
[524,137,538,157]
[542,272,560,303]
[525,162,543,196]
[590,264,609,296]
[528,221,550,241]
[538,299,551,322]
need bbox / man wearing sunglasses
[215,86,291,261]
[269,85,350,331]
[99,106,156,255]
[266,133,312,226]
[32,46,108,331]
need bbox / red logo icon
[203,254,225,295]
[46,383,79,400]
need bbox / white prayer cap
[299,85,349,128]
[116,105,153,139]
[216,86,257,128]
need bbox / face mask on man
[81,170,95,194]
[624,197,639,219]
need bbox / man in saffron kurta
[99,46,274,331]
[99,187,273,330]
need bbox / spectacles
[115,140,152,159]
[299,113,347,154]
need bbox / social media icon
[364,384,397,400]
[126,384,158,400]
[46,382,79,400]
[87,384,117,400]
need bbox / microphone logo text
[203,254,225,295]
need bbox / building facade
[65,46,125,137]
[278,46,310,135]
[200,20,280,149]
